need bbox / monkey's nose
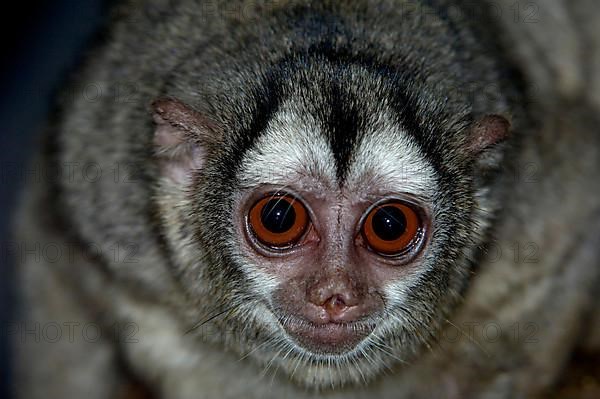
[305,272,366,323]
[309,290,361,323]
[309,284,359,307]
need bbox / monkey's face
[154,64,510,389]
[229,101,437,361]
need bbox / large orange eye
[248,194,309,248]
[362,201,422,256]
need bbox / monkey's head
[150,50,516,389]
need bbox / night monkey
[13,1,600,398]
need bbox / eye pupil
[371,206,407,241]
[260,199,296,233]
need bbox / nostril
[323,294,353,318]
[325,294,346,311]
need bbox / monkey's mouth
[280,316,375,355]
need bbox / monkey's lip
[281,318,375,355]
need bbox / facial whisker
[444,318,490,357]
[184,304,239,335]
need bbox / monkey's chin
[282,318,375,355]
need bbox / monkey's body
[14,1,600,398]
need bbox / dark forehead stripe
[280,12,366,181]
[229,53,368,184]
[226,64,286,185]
[323,78,364,182]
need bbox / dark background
[0,1,109,396]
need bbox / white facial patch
[345,113,438,201]
[238,103,337,191]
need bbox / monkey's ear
[466,114,511,154]
[151,98,220,184]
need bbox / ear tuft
[467,114,511,154]
[151,98,218,184]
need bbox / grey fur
[13,1,600,398]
